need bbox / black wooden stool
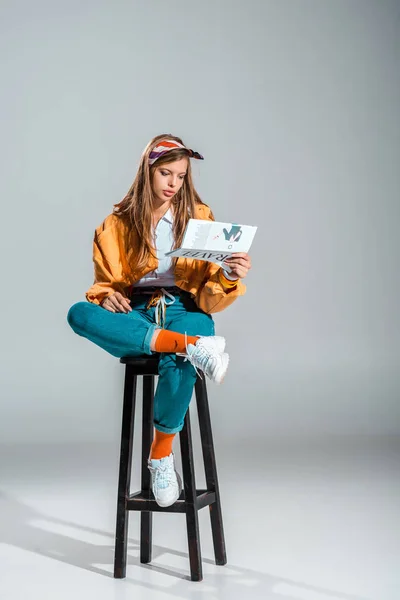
[113,355,227,582]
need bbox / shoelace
[179,334,222,381]
[146,288,176,328]
[149,461,175,489]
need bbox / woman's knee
[67,301,95,334]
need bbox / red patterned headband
[149,139,204,166]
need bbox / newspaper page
[165,219,257,269]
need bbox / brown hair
[113,133,203,272]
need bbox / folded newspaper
[165,219,257,270]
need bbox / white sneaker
[147,452,182,507]
[185,337,229,384]
[196,335,226,353]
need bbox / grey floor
[0,435,399,600]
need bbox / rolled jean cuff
[154,422,184,434]
[143,323,160,355]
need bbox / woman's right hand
[101,291,132,313]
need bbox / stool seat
[113,354,227,582]
[119,355,160,373]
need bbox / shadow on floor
[0,490,370,600]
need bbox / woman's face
[151,157,188,204]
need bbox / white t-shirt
[134,207,176,287]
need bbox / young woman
[67,134,251,507]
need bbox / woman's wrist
[222,268,239,281]
[218,269,239,289]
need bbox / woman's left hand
[223,252,252,279]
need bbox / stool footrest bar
[127,490,216,513]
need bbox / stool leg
[114,365,137,579]
[179,408,203,582]
[140,375,154,564]
[195,376,227,566]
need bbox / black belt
[130,285,185,296]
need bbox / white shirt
[134,207,176,287]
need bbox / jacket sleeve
[195,262,246,314]
[85,227,128,305]
[193,206,247,314]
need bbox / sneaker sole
[213,352,229,385]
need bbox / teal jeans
[66,290,215,433]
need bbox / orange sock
[150,429,176,459]
[154,329,199,354]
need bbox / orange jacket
[85,202,246,314]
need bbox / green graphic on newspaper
[222,225,243,244]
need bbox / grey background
[1,0,399,446]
